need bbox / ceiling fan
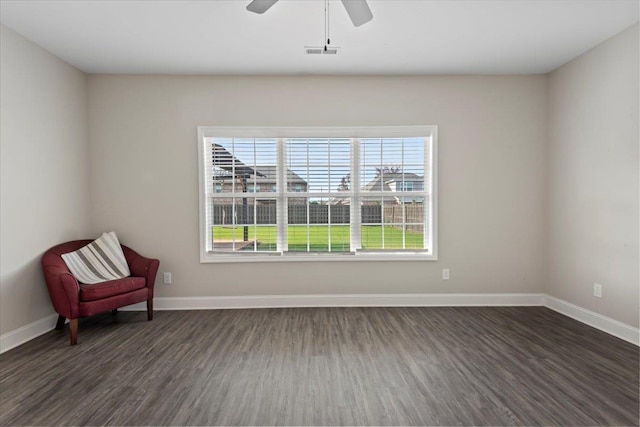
[246,0,373,27]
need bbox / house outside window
[198,126,437,262]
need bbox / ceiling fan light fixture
[305,47,339,55]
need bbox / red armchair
[42,240,159,345]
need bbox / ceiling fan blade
[340,0,373,27]
[246,0,279,14]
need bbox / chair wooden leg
[147,299,153,321]
[69,319,78,345]
[55,315,66,330]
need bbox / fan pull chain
[327,0,331,46]
[324,0,328,51]
[324,0,330,51]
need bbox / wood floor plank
[0,306,637,426]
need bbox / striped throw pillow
[61,232,131,284]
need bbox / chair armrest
[44,265,73,278]
[121,245,160,296]
[130,255,160,282]
[133,256,160,300]
[43,265,80,319]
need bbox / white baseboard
[120,293,546,311]
[3,293,637,353]
[0,313,59,354]
[544,295,640,346]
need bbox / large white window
[198,127,437,262]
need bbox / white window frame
[198,126,438,263]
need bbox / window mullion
[277,138,287,253]
[232,198,236,252]
[205,138,213,252]
[402,201,406,250]
[402,137,406,250]
[306,198,310,252]
[253,195,258,252]
[306,139,310,252]
[351,138,361,251]
[328,141,331,253]
[328,201,332,253]
[253,138,257,189]
[423,135,430,250]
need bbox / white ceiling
[0,0,638,75]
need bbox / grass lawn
[212,225,424,251]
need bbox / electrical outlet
[442,269,450,280]
[593,283,602,298]
[163,272,172,285]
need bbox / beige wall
[87,74,547,297]
[547,24,639,327]
[0,25,90,334]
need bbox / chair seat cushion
[80,277,146,302]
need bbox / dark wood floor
[0,307,638,426]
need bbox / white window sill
[200,252,438,263]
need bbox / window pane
[210,138,277,194]
[286,198,351,252]
[405,225,425,250]
[361,137,425,194]
[329,226,350,252]
[330,203,350,224]
[308,139,328,165]
[308,166,330,193]
[210,197,277,252]
[308,226,329,252]
[284,138,352,253]
[308,199,327,224]
[402,166,425,193]
[361,224,412,250]
[361,199,383,225]
[329,165,350,192]
[207,137,278,253]
[287,224,333,252]
[212,225,278,252]
[288,225,351,253]
[360,197,426,250]
[288,202,308,225]
[287,225,310,252]
[253,226,278,251]
[403,198,425,221]
[361,225,383,250]
[286,138,350,193]
[403,138,425,165]
[382,225,405,249]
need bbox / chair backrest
[42,240,137,270]
[42,240,93,270]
